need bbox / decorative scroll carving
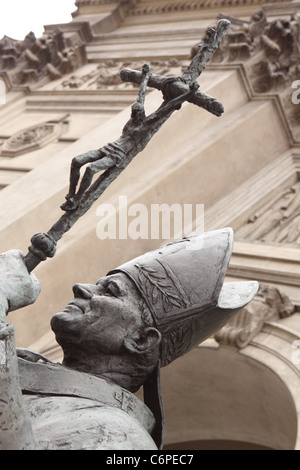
[214,285,295,349]
[1,115,69,157]
[0,29,86,87]
[58,59,184,90]
[236,181,300,246]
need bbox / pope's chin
[50,309,83,345]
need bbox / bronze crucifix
[24,19,231,273]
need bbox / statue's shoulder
[17,351,157,450]
[24,393,157,450]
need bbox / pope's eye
[105,284,118,297]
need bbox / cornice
[75,0,139,3]
[75,0,120,5]
[74,0,138,10]
[127,0,292,15]
[73,0,297,15]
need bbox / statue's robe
[17,350,157,450]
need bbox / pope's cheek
[89,296,124,327]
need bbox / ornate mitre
[108,228,258,366]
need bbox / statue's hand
[0,250,41,323]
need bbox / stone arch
[161,338,299,450]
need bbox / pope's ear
[124,327,161,355]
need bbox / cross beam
[120,19,230,117]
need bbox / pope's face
[51,273,144,355]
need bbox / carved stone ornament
[236,181,300,245]
[202,10,300,141]
[0,29,86,87]
[214,284,295,349]
[58,59,184,90]
[1,116,69,157]
[211,10,300,95]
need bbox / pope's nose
[72,283,94,299]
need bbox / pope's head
[51,229,258,392]
[51,272,161,392]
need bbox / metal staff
[24,19,230,273]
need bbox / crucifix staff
[120,19,230,116]
[24,19,231,273]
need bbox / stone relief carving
[58,59,184,90]
[214,284,295,349]
[0,29,86,87]
[236,181,300,245]
[198,10,300,142]
[1,115,69,157]
[211,10,300,95]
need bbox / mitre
[108,227,258,367]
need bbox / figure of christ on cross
[23,19,230,273]
[60,19,230,212]
[60,64,200,211]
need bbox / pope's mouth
[64,300,86,314]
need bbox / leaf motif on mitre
[134,263,185,312]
